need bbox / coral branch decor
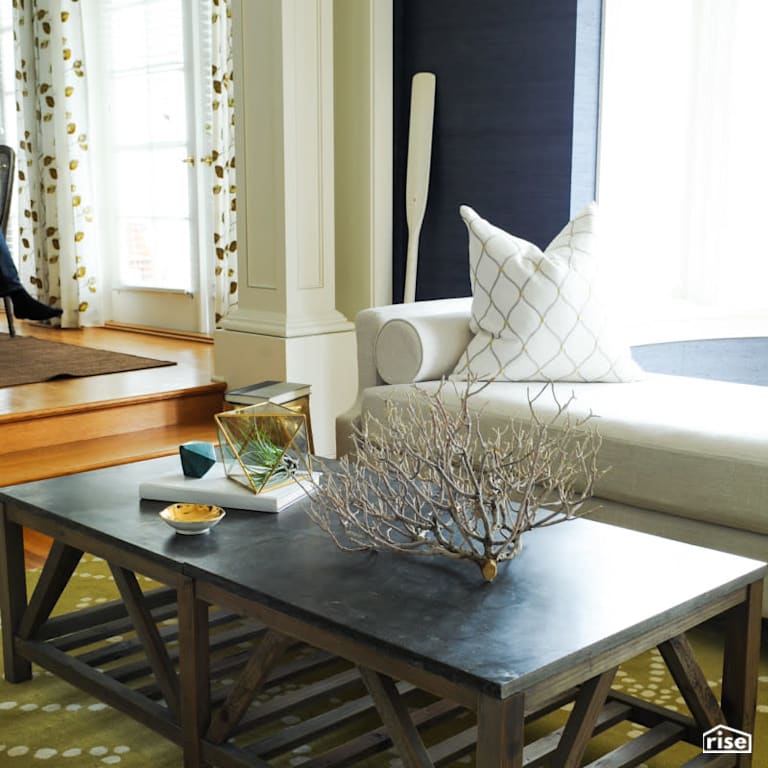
[308,382,605,582]
[215,402,312,493]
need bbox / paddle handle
[403,72,436,304]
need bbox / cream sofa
[337,298,768,615]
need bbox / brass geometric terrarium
[214,402,312,493]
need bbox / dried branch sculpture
[308,381,605,582]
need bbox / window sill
[623,300,768,346]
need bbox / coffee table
[1,455,764,768]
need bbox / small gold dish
[160,503,225,535]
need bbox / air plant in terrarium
[238,427,299,484]
[215,402,312,494]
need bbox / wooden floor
[0,320,217,418]
[1,319,225,569]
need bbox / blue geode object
[179,441,217,478]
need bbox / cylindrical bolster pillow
[374,314,473,384]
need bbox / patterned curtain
[211,0,238,325]
[13,0,100,328]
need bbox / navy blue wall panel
[393,0,600,301]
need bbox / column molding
[220,0,352,337]
[214,0,357,456]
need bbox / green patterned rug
[1,556,766,766]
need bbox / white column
[214,0,357,457]
[334,0,393,320]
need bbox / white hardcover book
[140,463,319,513]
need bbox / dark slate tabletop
[2,455,765,698]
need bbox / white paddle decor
[403,72,436,303]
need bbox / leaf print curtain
[211,0,237,325]
[14,0,100,328]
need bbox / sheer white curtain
[598,0,768,337]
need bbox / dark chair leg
[2,295,14,337]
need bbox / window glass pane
[117,216,191,290]
[0,5,14,141]
[108,0,184,72]
[0,4,18,252]
[600,0,768,330]
[114,148,190,220]
[148,70,187,144]
[100,0,193,292]
[111,69,187,146]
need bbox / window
[598,0,768,341]
[0,3,18,247]
[85,0,215,331]
[105,0,194,290]
[0,5,14,142]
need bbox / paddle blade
[404,72,436,303]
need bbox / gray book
[225,380,311,405]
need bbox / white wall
[334,0,393,320]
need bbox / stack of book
[225,380,311,407]
[140,462,319,513]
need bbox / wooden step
[8,390,223,567]
[1,324,226,567]
[0,382,225,456]
[4,420,222,487]
[2,382,226,489]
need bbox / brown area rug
[0,334,175,388]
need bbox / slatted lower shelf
[18,589,731,768]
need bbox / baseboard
[104,321,214,344]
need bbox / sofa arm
[335,402,361,459]
[335,297,473,457]
[354,297,473,391]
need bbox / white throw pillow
[452,203,642,382]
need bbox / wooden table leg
[721,580,763,768]
[19,541,82,639]
[110,564,181,720]
[659,634,725,730]
[207,629,292,744]
[0,503,32,682]
[177,579,210,768]
[475,692,524,768]
[552,667,617,768]
[359,667,434,768]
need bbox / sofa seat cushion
[360,374,768,535]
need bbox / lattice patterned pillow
[451,203,642,382]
